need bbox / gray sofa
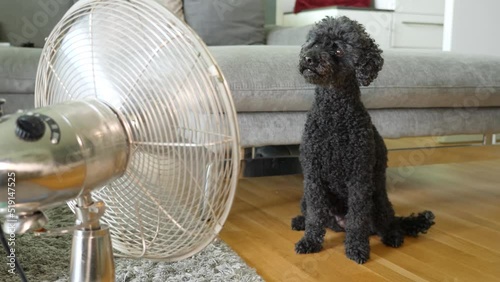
[212,43,500,148]
[2,1,500,150]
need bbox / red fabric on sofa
[294,0,371,13]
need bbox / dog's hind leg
[291,197,307,231]
[344,173,375,264]
[327,215,345,232]
[291,215,305,230]
[373,190,404,248]
[371,156,404,248]
[371,134,404,247]
[295,179,328,254]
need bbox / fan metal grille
[35,0,239,261]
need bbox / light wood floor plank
[220,144,500,281]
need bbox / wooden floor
[220,140,500,282]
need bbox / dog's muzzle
[300,56,319,76]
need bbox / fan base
[70,225,115,282]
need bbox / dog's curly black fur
[291,16,435,264]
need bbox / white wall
[275,0,296,25]
[443,0,500,56]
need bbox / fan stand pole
[70,193,115,282]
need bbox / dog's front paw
[291,215,305,231]
[295,237,322,254]
[345,241,370,264]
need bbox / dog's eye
[335,49,344,57]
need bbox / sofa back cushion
[153,0,185,20]
[0,0,76,47]
[0,0,184,48]
[184,0,266,46]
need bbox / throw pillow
[183,0,266,46]
[294,0,371,13]
[153,0,185,21]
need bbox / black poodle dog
[291,16,435,264]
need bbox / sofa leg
[482,133,495,145]
[0,99,5,117]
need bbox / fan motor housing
[0,100,129,221]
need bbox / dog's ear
[353,32,384,87]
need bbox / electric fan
[0,0,240,280]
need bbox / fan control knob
[15,114,46,141]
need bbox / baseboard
[437,134,484,144]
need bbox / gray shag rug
[0,206,263,282]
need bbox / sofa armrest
[266,25,312,45]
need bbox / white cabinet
[395,0,445,15]
[276,0,446,50]
[391,0,445,49]
[282,8,393,49]
[391,14,444,49]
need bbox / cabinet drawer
[391,14,444,49]
[395,0,445,15]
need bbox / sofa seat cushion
[209,46,500,112]
[0,47,41,94]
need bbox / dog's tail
[395,210,435,236]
